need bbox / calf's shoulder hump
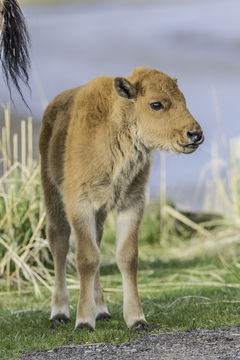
[42,86,82,128]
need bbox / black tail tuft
[0,0,31,106]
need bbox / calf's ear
[172,77,178,85]
[114,77,136,100]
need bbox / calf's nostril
[187,130,203,143]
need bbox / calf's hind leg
[43,182,71,324]
[95,209,111,321]
[116,205,148,329]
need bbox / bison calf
[39,66,204,331]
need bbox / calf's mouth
[175,132,204,154]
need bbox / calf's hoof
[132,319,150,332]
[50,314,70,329]
[96,312,111,322]
[75,322,94,332]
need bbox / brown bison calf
[39,66,204,331]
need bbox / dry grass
[0,105,49,295]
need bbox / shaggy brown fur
[39,66,203,331]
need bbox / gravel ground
[19,327,240,360]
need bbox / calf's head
[114,67,204,154]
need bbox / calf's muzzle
[185,130,204,149]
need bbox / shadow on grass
[100,254,222,277]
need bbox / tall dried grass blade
[21,120,26,170]
[27,117,33,169]
[4,104,11,168]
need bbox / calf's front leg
[116,205,148,329]
[68,201,100,331]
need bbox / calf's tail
[0,0,30,105]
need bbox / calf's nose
[187,130,203,144]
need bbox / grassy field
[0,107,240,359]
[1,248,240,359]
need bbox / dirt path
[19,327,240,360]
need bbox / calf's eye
[150,102,164,111]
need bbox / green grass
[1,246,240,360]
